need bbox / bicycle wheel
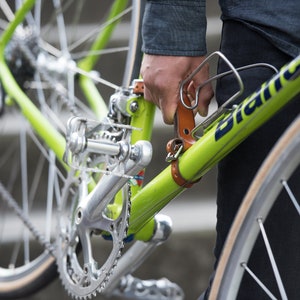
[209,115,300,300]
[0,0,143,298]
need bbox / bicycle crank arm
[75,140,152,228]
[104,214,184,300]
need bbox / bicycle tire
[209,115,300,300]
[0,1,143,298]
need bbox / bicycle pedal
[112,274,184,300]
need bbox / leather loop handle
[166,95,199,187]
[174,97,196,150]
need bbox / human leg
[198,20,300,299]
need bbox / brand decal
[215,60,300,141]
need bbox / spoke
[281,180,300,215]
[0,181,55,254]
[9,240,22,269]
[52,0,69,57]
[27,128,66,182]
[71,46,129,60]
[0,1,15,22]
[68,6,132,52]
[28,151,45,205]
[68,0,84,46]
[7,146,19,194]
[33,72,67,133]
[20,128,30,265]
[241,262,277,300]
[33,0,41,35]
[67,63,75,106]
[45,151,55,242]
[71,65,120,90]
[257,218,288,300]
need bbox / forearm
[142,0,207,56]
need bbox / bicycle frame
[128,55,300,240]
[1,0,300,244]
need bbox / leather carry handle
[166,94,200,187]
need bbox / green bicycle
[0,1,299,299]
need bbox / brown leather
[169,98,199,187]
[132,79,144,95]
[171,159,201,188]
[174,99,195,150]
[166,138,183,156]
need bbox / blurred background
[2,1,222,299]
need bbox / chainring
[56,172,131,299]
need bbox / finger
[196,84,214,117]
[143,84,160,108]
[159,95,179,125]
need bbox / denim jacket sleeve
[142,0,207,56]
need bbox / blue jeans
[198,20,300,300]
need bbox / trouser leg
[198,20,300,300]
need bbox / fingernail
[199,107,208,117]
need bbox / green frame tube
[129,56,300,240]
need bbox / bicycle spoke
[68,6,132,52]
[210,117,300,300]
[282,180,300,215]
[45,151,55,242]
[52,0,69,56]
[20,128,30,265]
[0,1,14,22]
[241,263,277,300]
[257,218,288,300]
[10,240,22,269]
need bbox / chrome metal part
[108,88,132,120]
[104,215,184,300]
[56,177,131,299]
[129,100,139,113]
[86,139,121,156]
[57,138,152,298]
[66,117,87,155]
[113,275,184,300]
[75,140,152,225]
[179,51,244,111]
[151,214,173,242]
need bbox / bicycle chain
[0,181,55,255]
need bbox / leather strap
[169,99,200,187]
[174,100,195,151]
[171,159,201,188]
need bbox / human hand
[140,54,214,124]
